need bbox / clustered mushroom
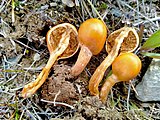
[100,53,142,103]
[71,18,107,76]
[89,27,139,96]
[22,23,79,98]
[22,19,142,104]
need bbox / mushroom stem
[21,53,58,98]
[71,45,92,76]
[89,30,130,96]
[100,53,142,103]
[100,74,118,103]
[22,30,71,98]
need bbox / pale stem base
[71,45,92,76]
[100,74,118,103]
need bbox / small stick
[53,90,61,106]
[11,0,15,23]
[127,83,131,111]
[86,0,103,21]
[41,99,74,109]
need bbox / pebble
[136,59,160,102]
[50,2,58,7]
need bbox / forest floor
[0,0,160,119]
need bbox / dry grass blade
[41,99,75,109]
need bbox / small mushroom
[22,23,79,98]
[71,18,107,76]
[89,27,139,96]
[100,53,142,103]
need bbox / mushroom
[71,18,107,76]
[22,23,79,98]
[89,27,139,96]
[100,53,142,103]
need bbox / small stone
[40,5,49,10]
[50,2,58,7]
[136,59,160,102]
[62,0,75,7]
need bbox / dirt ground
[0,0,160,119]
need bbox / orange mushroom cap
[112,53,142,81]
[78,18,107,55]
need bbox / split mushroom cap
[89,27,139,96]
[22,23,79,98]
[71,18,107,76]
[106,27,139,53]
[47,23,79,59]
[100,53,142,103]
